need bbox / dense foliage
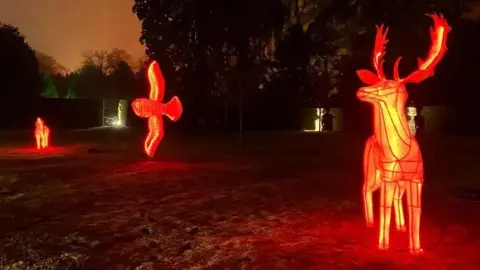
[1,0,478,131]
[0,23,43,99]
[131,0,477,130]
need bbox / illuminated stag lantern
[356,14,450,254]
[131,61,183,157]
[35,117,50,149]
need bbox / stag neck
[372,100,412,157]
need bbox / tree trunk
[238,86,243,147]
[224,91,228,127]
[237,38,249,148]
[102,99,106,126]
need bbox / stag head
[356,14,451,105]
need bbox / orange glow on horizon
[0,0,145,71]
[131,61,183,157]
[34,117,50,149]
[356,14,451,255]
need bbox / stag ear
[356,69,380,85]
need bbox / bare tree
[82,49,136,75]
[132,55,148,72]
[106,48,135,74]
[81,50,109,74]
[36,52,68,75]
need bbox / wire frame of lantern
[35,117,50,149]
[131,61,183,157]
[355,14,451,255]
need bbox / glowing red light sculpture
[356,14,450,254]
[131,61,183,157]
[35,117,50,149]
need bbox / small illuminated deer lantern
[35,117,50,149]
[131,61,183,157]
[356,14,450,254]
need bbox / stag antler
[356,25,390,85]
[373,25,389,80]
[402,13,451,83]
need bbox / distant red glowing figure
[35,117,50,149]
[356,14,450,254]
[131,61,183,157]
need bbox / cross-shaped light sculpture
[131,61,183,157]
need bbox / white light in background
[304,108,325,132]
[407,106,417,135]
[104,116,124,128]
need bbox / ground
[0,128,479,269]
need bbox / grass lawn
[0,128,479,269]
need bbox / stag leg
[43,128,50,148]
[362,137,381,227]
[393,182,406,231]
[406,180,423,254]
[379,181,395,250]
[35,134,41,149]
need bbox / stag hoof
[378,243,389,250]
[396,225,407,232]
[410,248,424,255]
[365,220,374,228]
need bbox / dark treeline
[1,0,479,133]
[37,49,143,101]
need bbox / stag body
[35,117,50,149]
[356,14,450,254]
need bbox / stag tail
[402,13,451,84]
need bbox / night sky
[0,0,145,71]
[1,0,479,72]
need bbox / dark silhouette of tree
[133,0,286,141]
[106,48,135,75]
[133,0,224,125]
[74,63,106,99]
[108,60,138,99]
[36,52,69,99]
[36,52,68,75]
[132,0,476,133]
[0,23,43,99]
[65,85,76,99]
[275,0,319,106]
[82,50,109,75]
[329,0,475,133]
[51,72,78,98]
[75,49,140,99]
[41,74,59,98]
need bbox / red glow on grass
[356,14,451,254]
[131,61,183,157]
[0,145,75,160]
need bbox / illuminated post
[131,61,183,157]
[356,14,450,254]
[117,100,128,126]
[407,107,417,135]
[303,108,324,132]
